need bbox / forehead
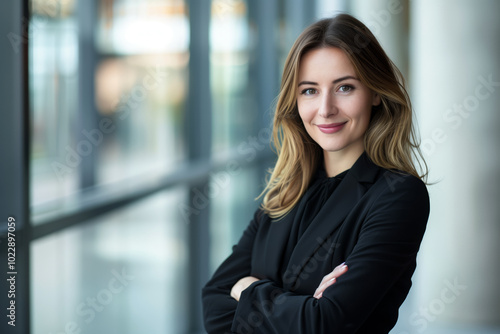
[298,47,355,78]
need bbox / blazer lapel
[285,152,382,288]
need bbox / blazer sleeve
[202,209,262,334]
[230,173,430,333]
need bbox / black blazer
[202,153,430,333]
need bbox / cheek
[350,100,373,125]
[297,102,312,124]
[358,111,373,136]
[298,98,320,120]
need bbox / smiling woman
[297,47,381,177]
[202,13,430,333]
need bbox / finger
[313,277,336,298]
[324,263,348,281]
[316,266,344,293]
[314,263,349,299]
[319,277,337,291]
[315,263,348,295]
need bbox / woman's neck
[323,145,364,177]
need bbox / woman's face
[297,47,380,160]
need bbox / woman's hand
[313,262,348,299]
[230,263,347,301]
[230,276,260,301]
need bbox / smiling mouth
[317,122,347,134]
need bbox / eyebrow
[298,75,359,87]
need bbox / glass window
[26,0,282,332]
[209,167,261,270]
[30,0,189,220]
[94,0,189,184]
[208,0,277,268]
[210,0,257,155]
[31,187,188,334]
[30,0,79,207]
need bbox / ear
[372,92,381,106]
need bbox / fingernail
[329,277,336,283]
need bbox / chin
[319,140,365,157]
[320,145,345,153]
[317,140,347,153]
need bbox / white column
[350,0,409,78]
[412,0,500,326]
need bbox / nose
[318,92,338,118]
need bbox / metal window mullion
[247,0,280,199]
[0,0,30,333]
[185,0,212,332]
[77,0,98,189]
[253,0,279,132]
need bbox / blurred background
[0,0,499,333]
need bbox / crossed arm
[230,263,349,301]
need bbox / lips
[317,122,347,134]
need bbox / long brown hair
[260,13,428,219]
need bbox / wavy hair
[260,13,428,219]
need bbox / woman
[202,13,429,333]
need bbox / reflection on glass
[29,0,79,207]
[94,0,189,185]
[31,187,188,334]
[30,0,190,218]
[210,0,256,154]
[97,0,189,54]
[209,167,261,271]
[208,0,276,270]
[94,54,188,185]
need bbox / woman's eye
[338,85,353,93]
[301,88,317,95]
